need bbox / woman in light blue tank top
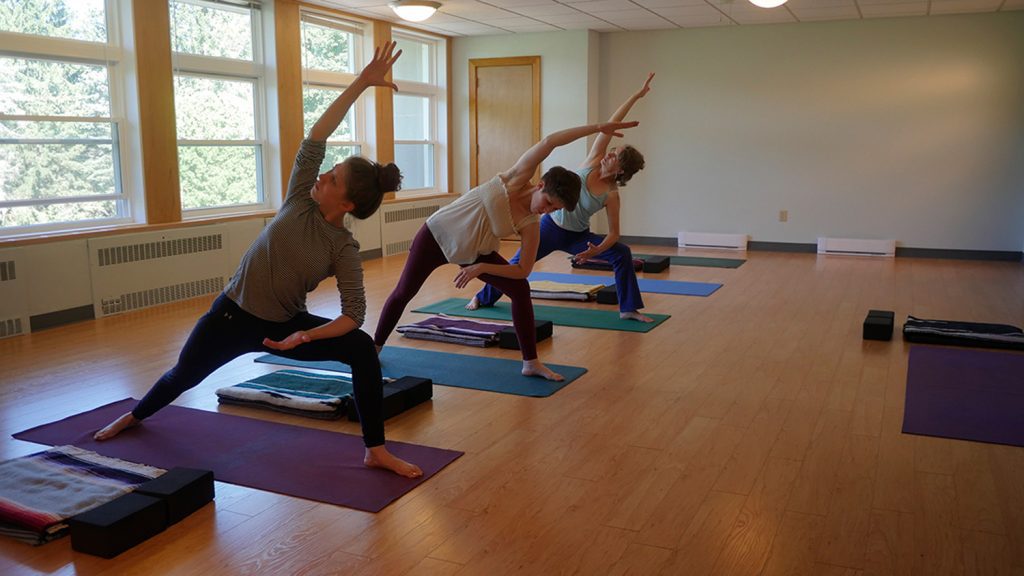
[472,73,657,322]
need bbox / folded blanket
[216,370,356,419]
[0,445,163,545]
[529,279,605,302]
[903,315,1024,351]
[397,316,508,347]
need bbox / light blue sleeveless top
[550,167,608,232]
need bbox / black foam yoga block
[863,310,895,341]
[596,285,618,305]
[348,376,432,422]
[69,492,167,558]
[134,468,215,525]
[641,256,669,273]
[498,320,553,350]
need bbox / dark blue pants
[475,214,645,313]
[133,293,386,447]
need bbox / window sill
[0,210,277,248]
[384,191,456,205]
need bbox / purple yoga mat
[903,346,1024,447]
[13,399,462,513]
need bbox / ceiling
[305,0,1024,37]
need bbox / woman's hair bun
[377,163,402,193]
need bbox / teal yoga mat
[529,272,721,297]
[412,298,669,332]
[255,346,585,397]
[634,254,745,269]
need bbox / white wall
[451,30,596,194]
[598,12,1024,251]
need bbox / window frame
[0,0,135,237]
[299,10,368,171]
[391,30,446,199]
[170,0,271,219]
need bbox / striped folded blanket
[216,370,357,419]
[397,316,508,347]
[903,316,1024,351]
[0,445,164,545]
[529,280,605,302]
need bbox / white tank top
[427,175,540,265]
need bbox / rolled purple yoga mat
[13,399,462,513]
[903,346,1024,447]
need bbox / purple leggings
[374,224,539,360]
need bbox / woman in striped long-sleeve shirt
[93,43,423,478]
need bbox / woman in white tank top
[374,121,639,382]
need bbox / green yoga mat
[255,347,585,397]
[412,298,669,333]
[634,254,745,269]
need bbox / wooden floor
[2,246,1023,575]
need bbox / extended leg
[374,224,447,348]
[95,295,260,439]
[475,253,563,382]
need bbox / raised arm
[583,73,654,168]
[309,42,401,141]
[501,121,639,191]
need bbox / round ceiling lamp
[749,0,788,7]
[389,0,441,22]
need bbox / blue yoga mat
[529,271,722,297]
[255,346,585,398]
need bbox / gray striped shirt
[224,140,366,325]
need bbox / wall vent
[0,317,24,338]
[0,260,15,281]
[101,277,225,316]
[384,204,440,224]
[385,239,414,257]
[97,234,223,266]
[817,237,895,257]
[380,198,453,257]
[678,231,749,251]
[0,249,29,338]
[88,226,231,317]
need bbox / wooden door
[469,56,540,188]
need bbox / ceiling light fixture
[749,0,788,7]
[389,0,441,22]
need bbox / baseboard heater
[678,231,749,251]
[817,237,896,257]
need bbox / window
[392,32,445,197]
[0,0,130,234]
[170,0,266,214]
[300,12,365,173]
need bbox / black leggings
[133,294,385,447]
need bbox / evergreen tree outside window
[300,12,363,173]
[0,0,129,234]
[171,0,267,214]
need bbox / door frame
[468,56,541,188]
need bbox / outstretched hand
[454,264,483,289]
[263,331,311,351]
[636,73,655,98]
[357,41,402,91]
[597,120,639,138]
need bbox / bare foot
[620,311,654,323]
[364,446,423,478]
[522,359,564,382]
[465,296,480,311]
[94,412,140,441]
